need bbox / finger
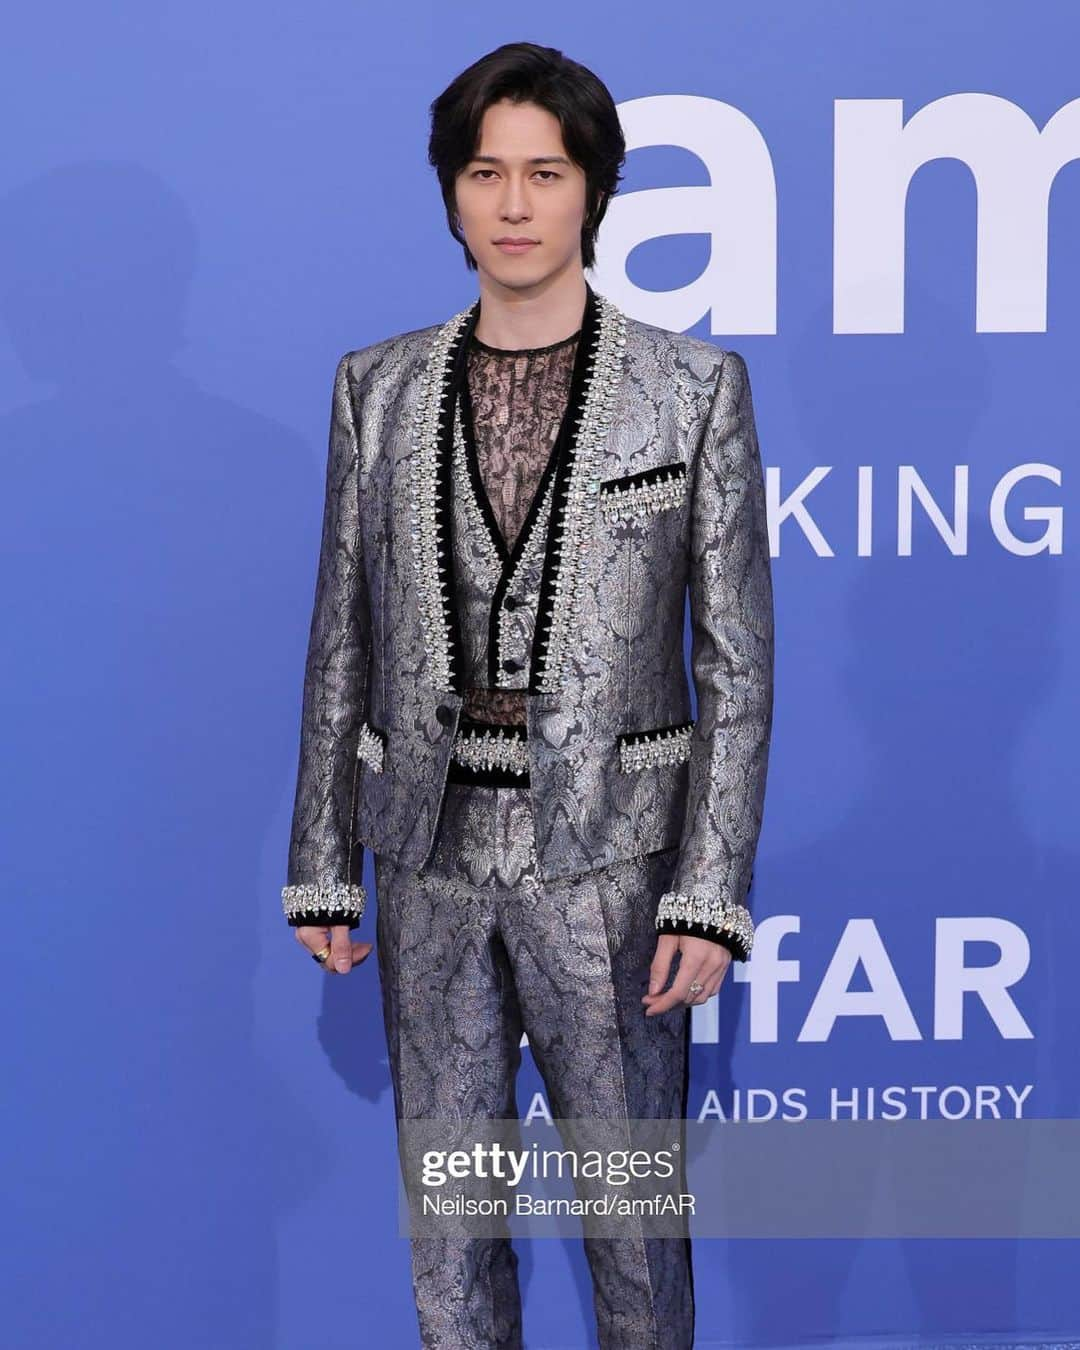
[330,925,354,974]
[645,953,709,1016]
[642,943,718,1009]
[643,937,728,1008]
[645,935,678,1000]
[294,925,331,955]
[325,942,374,975]
[647,945,731,1006]
[690,959,731,1005]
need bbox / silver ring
[688,980,704,995]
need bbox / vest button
[435,704,454,726]
[502,658,523,674]
[504,595,519,610]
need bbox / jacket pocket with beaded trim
[597,459,688,525]
[616,718,695,774]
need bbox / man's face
[453,98,589,290]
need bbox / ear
[586,189,610,230]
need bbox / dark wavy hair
[427,42,626,271]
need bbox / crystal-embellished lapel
[407,281,627,694]
[406,295,480,693]
[528,285,626,693]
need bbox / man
[281,41,774,1350]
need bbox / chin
[486,259,564,288]
[483,266,543,290]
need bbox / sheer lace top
[460,326,580,726]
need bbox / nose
[499,177,532,223]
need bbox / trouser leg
[374,783,525,1350]
[491,790,696,1350]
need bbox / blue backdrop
[3,3,1077,1346]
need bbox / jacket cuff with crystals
[281,882,366,930]
[282,350,374,932]
[666,350,774,966]
[655,892,754,962]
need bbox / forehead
[471,99,570,158]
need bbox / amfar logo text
[691,916,1033,1045]
[594,93,1070,559]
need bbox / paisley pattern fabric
[279,352,370,931]
[375,781,695,1350]
[281,282,774,961]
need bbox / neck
[472,269,588,351]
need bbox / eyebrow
[467,155,571,167]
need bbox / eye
[469,169,560,181]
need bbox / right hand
[294,924,373,974]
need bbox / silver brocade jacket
[281,282,774,960]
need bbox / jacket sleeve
[280,353,372,929]
[655,350,775,961]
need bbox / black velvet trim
[287,910,361,930]
[600,459,687,495]
[617,718,694,748]
[656,917,749,962]
[447,758,530,787]
[528,281,603,692]
[433,299,482,693]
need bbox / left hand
[642,933,731,1016]
[294,923,373,974]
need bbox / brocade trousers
[374,778,696,1350]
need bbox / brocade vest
[446,327,580,785]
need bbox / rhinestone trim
[533,291,627,693]
[407,302,476,691]
[495,469,555,685]
[281,881,367,922]
[599,462,687,523]
[450,722,529,774]
[617,721,693,772]
[355,721,386,773]
[655,891,755,955]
